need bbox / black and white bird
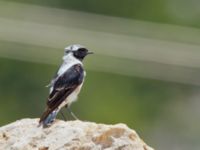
[39,44,93,127]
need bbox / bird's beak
[87,51,94,55]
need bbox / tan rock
[0,118,154,150]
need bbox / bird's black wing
[47,64,84,109]
[39,64,84,124]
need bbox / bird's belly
[58,83,83,109]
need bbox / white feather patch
[58,53,82,76]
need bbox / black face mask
[73,48,88,61]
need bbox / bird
[39,44,93,127]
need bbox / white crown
[64,44,85,51]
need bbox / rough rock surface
[0,118,154,150]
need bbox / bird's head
[64,44,93,61]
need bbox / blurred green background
[1,0,200,149]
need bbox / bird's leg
[60,110,67,121]
[67,106,79,120]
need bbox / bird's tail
[39,108,58,127]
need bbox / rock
[0,118,154,150]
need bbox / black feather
[39,64,84,123]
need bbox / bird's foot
[67,107,79,120]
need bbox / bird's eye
[78,48,87,54]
